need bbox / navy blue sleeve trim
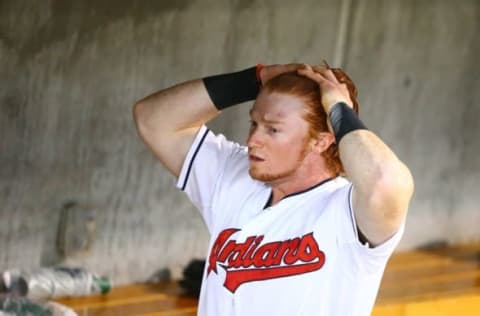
[347,185,358,237]
[180,128,210,191]
[348,184,370,246]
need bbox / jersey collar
[263,177,336,209]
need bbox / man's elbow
[387,162,414,201]
[376,162,415,217]
[133,100,147,128]
[133,100,156,141]
[354,163,414,246]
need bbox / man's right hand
[259,63,305,85]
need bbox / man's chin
[249,169,269,182]
[249,168,286,182]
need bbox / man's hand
[297,65,353,114]
[259,63,304,85]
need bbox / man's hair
[262,68,359,176]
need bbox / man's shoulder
[328,177,353,201]
[304,177,353,210]
[203,128,248,158]
[317,176,351,196]
[200,129,255,184]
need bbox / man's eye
[249,120,257,128]
[269,127,279,133]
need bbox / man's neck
[269,170,335,205]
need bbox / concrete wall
[1,0,479,284]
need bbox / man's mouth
[249,154,265,162]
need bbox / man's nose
[247,128,263,148]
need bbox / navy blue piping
[347,184,369,245]
[347,184,356,234]
[262,192,273,210]
[180,128,210,191]
[282,177,335,200]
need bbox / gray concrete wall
[1,0,479,285]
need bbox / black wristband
[329,102,367,143]
[202,66,260,110]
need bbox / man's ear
[310,132,335,154]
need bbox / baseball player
[133,63,414,315]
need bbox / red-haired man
[133,63,414,316]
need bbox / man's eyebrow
[249,110,283,124]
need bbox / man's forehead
[250,93,305,121]
[249,107,287,123]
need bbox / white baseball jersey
[176,125,404,316]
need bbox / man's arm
[133,79,219,177]
[133,64,303,177]
[339,130,414,246]
[298,65,414,247]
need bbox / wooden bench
[57,242,480,316]
[373,242,480,315]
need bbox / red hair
[262,67,359,175]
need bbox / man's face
[247,91,311,183]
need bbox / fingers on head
[312,65,328,72]
[283,63,308,72]
[298,68,327,83]
[299,63,312,71]
[323,69,339,83]
[311,66,338,83]
[296,66,311,76]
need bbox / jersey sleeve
[335,183,405,274]
[176,125,245,232]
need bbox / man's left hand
[297,64,353,114]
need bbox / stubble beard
[249,139,310,183]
